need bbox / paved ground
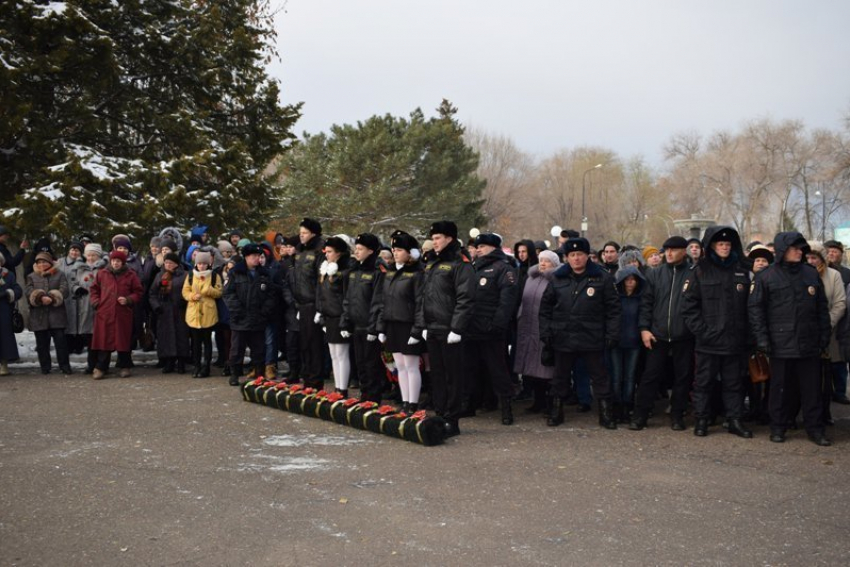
[1,364,848,566]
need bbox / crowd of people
[0,219,847,445]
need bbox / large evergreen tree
[274,100,486,239]
[1,0,301,245]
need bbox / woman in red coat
[90,250,143,379]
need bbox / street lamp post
[581,163,603,238]
[815,189,826,241]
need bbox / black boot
[526,381,547,414]
[201,352,212,378]
[629,410,648,431]
[546,396,564,427]
[694,417,709,437]
[622,403,633,424]
[222,364,231,377]
[408,402,419,413]
[444,419,460,438]
[229,364,242,387]
[176,359,186,374]
[500,397,514,426]
[162,358,175,374]
[192,357,202,378]
[727,418,753,439]
[671,415,686,431]
[598,400,617,430]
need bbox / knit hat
[163,252,180,265]
[390,231,419,252]
[111,234,132,251]
[237,238,252,249]
[217,240,234,254]
[68,241,84,253]
[284,235,300,247]
[300,218,322,236]
[662,236,689,249]
[355,233,381,252]
[35,251,54,263]
[159,239,177,253]
[642,246,660,261]
[808,242,826,262]
[149,236,162,248]
[687,237,702,247]
[229,229,243,238]
[474,233,502,248]
[748,244,774,263]
[185,244,199,265]
[324,236,350,254]
[194,251,212,266]
[538,250,562,267]
[562,237,590,255]
[429,220,458,240]
[109,250,127,263]
[84,243,103,257]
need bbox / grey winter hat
[194,251,212,266]
[84,243,104,257]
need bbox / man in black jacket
[292,218,326,389]
[463,233,519,425]
[0,226,28,271]
[749,232,832,446]
[630,236,695,431]
[340,233,386,403]
[681,226,752,438]
[223,244,279,386]
[418,221,475,437]
[539,237,621,429]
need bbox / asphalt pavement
[1,364,848,566]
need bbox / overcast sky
[270,0,850,167]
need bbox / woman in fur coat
[25,251,71,374]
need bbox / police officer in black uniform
[748,232,832,446]
[292,218,326,389]
[463,233,519,425]
[681,226,752,438]
[418,221,475,437]
[340,233,386,403]
[629,236,695,431]
[539,237,621,429]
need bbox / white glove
[313,312,322,324]
[447,332,462,344]
[422,330,428,341]
[367,334,377,342]
[407,336,420,346]
[322,327,327,334]
[378,333,387,343]
[340,330,351,339]
[296,311,300,320]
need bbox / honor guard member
[292,218,326,389]
[629,236,695,431]
[749,232,832,445]
[418,221,475,437]
[681,226,753,438]
[464,232,519,425]
[539,237,621,429]
[340,233,387,403]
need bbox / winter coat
[292,235,325,306]
[418,240,476,335]
[183,269,223,329]
[539,260,621,352]
[819,266,846,361]
[0,267,22,362]
[25,265,69,332]
[0,242,25,271]
[748,232,831,359]
[149,267,189,358]
[376,259,425,336]
[223,262,278,331]
[90,266,143,352]
[615,266,645,349]
[514,239,539,295]
[513,264,555,379]
[57,256,84,335]
[638,258,693,342]
[276,260,297,331]
[316,258,350,320]
[681,226,751,355]
[140,253,161,294]
[466,248,519,340]
[341,253,385,334]
[72,259,106,336]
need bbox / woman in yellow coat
[183,251,223,378]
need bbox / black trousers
[35,328,70,371]
[190,327,213,366]
[771,357,824,436]
[552,350,611,401]
[693,352,745,419]
[464,338,513,399]
[214,324,230,363]
[298,304,324,384]
[634,339,694,419]
[352,331,385,402]
[230,329,265,377]
[285,329,301,378]
[427,332,466,422]
[96,350,131,371]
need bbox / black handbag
[12,303,24,333]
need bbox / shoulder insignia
[683,279,690,293]
[808,286,816,296]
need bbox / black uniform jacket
[466,248,518,340]
[223,262,278,332]
[340,254,385,334]
[539,260,620,352]
[418,240,475,335]
[376,260,425,337]
[292,235,325,306]
[638,259,693,342]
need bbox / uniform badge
[808,286,816,296]
[586,287,595,297]
[683,280,690,293]
[479,277,488,286]
[736,283,744,292]
[749,282,755,294]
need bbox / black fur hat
[391,231,419,252]
[300,218,322,236]
[429,220,458,240]
[563,237,591,255]
[355,233,381,252]
[473,233,502,248]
